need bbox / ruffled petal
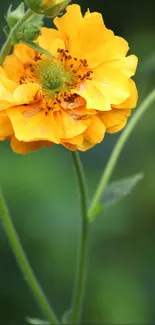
[3,54,24,83]
[61,134,83,146]
[103,55,138,78]
[11,136,53,154]
[0,111,14,137]
[54,5,128,69]
[7,106,60,143]
[37,27,65,56]
[86,36,129,68]
[0,84,15,110]
[113,79,138,109]
[93,67,131,105]
[13,83,40,105]
[13,43,36,64]
[100,108,131,133]
[54,4,83,54]
[56,109,90,139]
[76,80,111,111]
[83,115,106,144]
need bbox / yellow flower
[0,4,138,154]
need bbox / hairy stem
[71,152,89,325]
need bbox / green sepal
[26,0,71,17]
[42,0,71,17]
[6,3,25,28]
[26,0,43,13]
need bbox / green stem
[71,152,89,325]
[0,9,34,65]
[0,192,59,324]
[88,89,155,220]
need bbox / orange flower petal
[0,111,14,137]
[3,54,24,83]
[93,68,131,105]
[56,110,90,139]
[100,108,131,133]
[77,139,95,151]
[62,142,77,151]
[103,55,138,78]
[113,79,138,109]
[86,36,129,68]
[13,83,40,105]
[54,4,83,54]
[38,28,65,56]
[83,115,106,144]
[0,84,14,110]
[13,43,35,64]
[62,134,83,145]
[76,80,111,111]
[11,136,53,154]
[7,106,60,143]
[81,10,113,57]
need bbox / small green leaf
[102,172,144,207]
[26,317,50,325]
[61,309,72,324]
[6,3,25,28]
[88,203,104,221]
[22,41,53,58]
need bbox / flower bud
[6,3,25,28]
[26,0,71,17]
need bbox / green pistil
[39,59,71,93]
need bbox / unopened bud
[26,0,71,17]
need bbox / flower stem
[88,89,155,220]
[0,9,34,65]
[71,151,89,325]
[0,192,59,324]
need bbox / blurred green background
[1,0,155,324]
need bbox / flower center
[38,59,71,92]
[57,48,93,87]
[20,50,93,119]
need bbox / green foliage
[6,3,25,28]
[27,318,50,325]
[61,309,72,324]
[101,173,144,207]
[0,0,155,324]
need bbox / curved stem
[0,9,34,65]
[0,192,59,324]
[88,89,155,220]
[71,151,89,325]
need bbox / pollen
[57,48,93,86]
